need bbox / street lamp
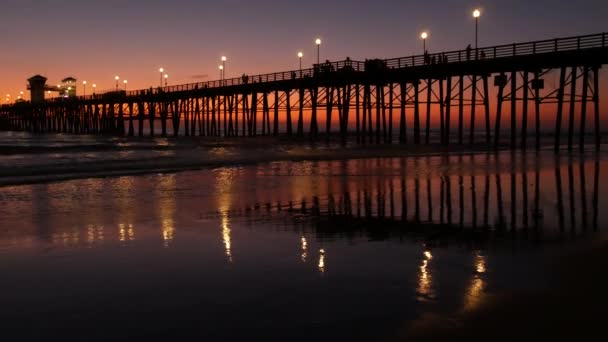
[473,9,481,58]
[219,65,224,84]
[159,68,164,87]
[164,74,168,87]
[420,31,428,53]
[115,76,120,91]
[123,79,128,91]
[93,84,97,95]
[221,56,226,80]
[315,38,322,65]
[298,51,303,72]
[83,80,87,96]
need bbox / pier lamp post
[420,32,428,53]
[159,68,164,87]
[473,9,481,58]
[219,65,224,85]
[164,74,168,87]
[83,80,87,96]
[298,51,303,72]
[115,76,120,91]
[93,84,97,95]
[221,56,227,81]
[315,38,322,65]
[123,79,128,91]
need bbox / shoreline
[0,141,584,187]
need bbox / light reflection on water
[318,248,326,274]
[0,150,605,339]
[417,249,434,302]
[157,174,176,247]
[464,251,487,311]
[301,236,308,262]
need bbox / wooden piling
[414,80,421,144]
[425,79,432,144]
[510,71,517,149]
[399,83,407,144]
[470,75,477,145]
[458,75,464,144]
[580,66,589,152]
[567,67,578,151]
[445,77,452,144]
[521,71,529,150]
[593,67,600,150]
[555,67,567,152]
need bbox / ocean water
[0,132,606,340]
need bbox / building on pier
[61,77,77,98]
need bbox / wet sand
[0,133,599,186]
[0,133,606,340]
[401,240,608,339]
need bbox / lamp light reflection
[464,251,487,311]
[417,249,434,302]
[318,248,325,273]
[301,236,308,262]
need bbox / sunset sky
[1,0,607,100]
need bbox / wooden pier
[1,33,607,150]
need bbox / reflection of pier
[1,33,606,151]
[228,155,600,242]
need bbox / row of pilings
[0,65,601,150]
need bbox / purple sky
[1,0,607,99]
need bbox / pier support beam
[568,66,578,151]
[555,67,567,152]
[580,66,589,152]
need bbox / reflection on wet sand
[318,248,326,274]
[301,236,308,262]
[464,251,486,311]
[119,223,135,243]
[216,168,237,262]
[157,174,176,247]
[417,249,434,302]
[235,154,600,244]
[0,150,605,340]
[3,152,601,253]
[222,211,233,262]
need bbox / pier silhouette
[1,33,607,151]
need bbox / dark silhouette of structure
[1,32,607,151]
[27,75,47,104]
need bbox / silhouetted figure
[291,71,296,79]
[242,74,249,84]
[466,44,472,60]
[480,50,486,59]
